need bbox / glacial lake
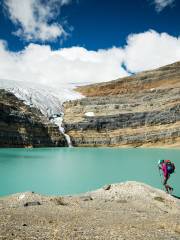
[0,148,179,197]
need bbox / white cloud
[124,30,180,72]
[0,30,180,90]
[0,41,127,88]
[4,0,71,41]
[153,0,175,12]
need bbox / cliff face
[0,90,67,147]
[63,62,180,147]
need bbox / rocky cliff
[63,61,180,147]
[0,89,67,147]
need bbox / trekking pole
[158,167,165,191]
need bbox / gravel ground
[0,181,179,240]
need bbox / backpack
[164,160,175,174]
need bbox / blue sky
[0,0,179,89]
[0,0,180,51]
[61,0,180,50]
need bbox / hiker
[158,159,175,193]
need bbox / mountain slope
[0,89,67,147]
[0,79,82,147]
[0,79,82,118]
[63,61,180,147]
[76,61,180,97]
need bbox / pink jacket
[161,163,168,177]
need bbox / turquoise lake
[0,148,179,197]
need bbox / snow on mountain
[0,79,83,147]
[0,79,82,118]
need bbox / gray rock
[103,184,111,191]
[24,201,41,207]
[80,196,93,201]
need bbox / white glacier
[0,79,83,147]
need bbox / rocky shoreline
[0,182,179,240]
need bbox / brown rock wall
[0,90,67,147]
[63,62,180,147]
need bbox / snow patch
[85,112,95,117]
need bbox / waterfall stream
[63,133,72,147]
[51,114,72,147]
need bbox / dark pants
[163,174,169,185]
[163,174,172,192]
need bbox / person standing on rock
[158,159,175,194]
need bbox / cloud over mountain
[124,30,180,72]
[0,30,180,90]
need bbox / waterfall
[63,133,72,147]
[51,114,72,147]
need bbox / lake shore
[0,181,179,240]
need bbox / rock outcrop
[63,61,180,147]
[0,182,179,239]
[0,89,67,147]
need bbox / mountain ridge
[63,61,180,147]
[75,61,180,97]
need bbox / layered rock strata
[0,89,67,147]
[63,62,180,147]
